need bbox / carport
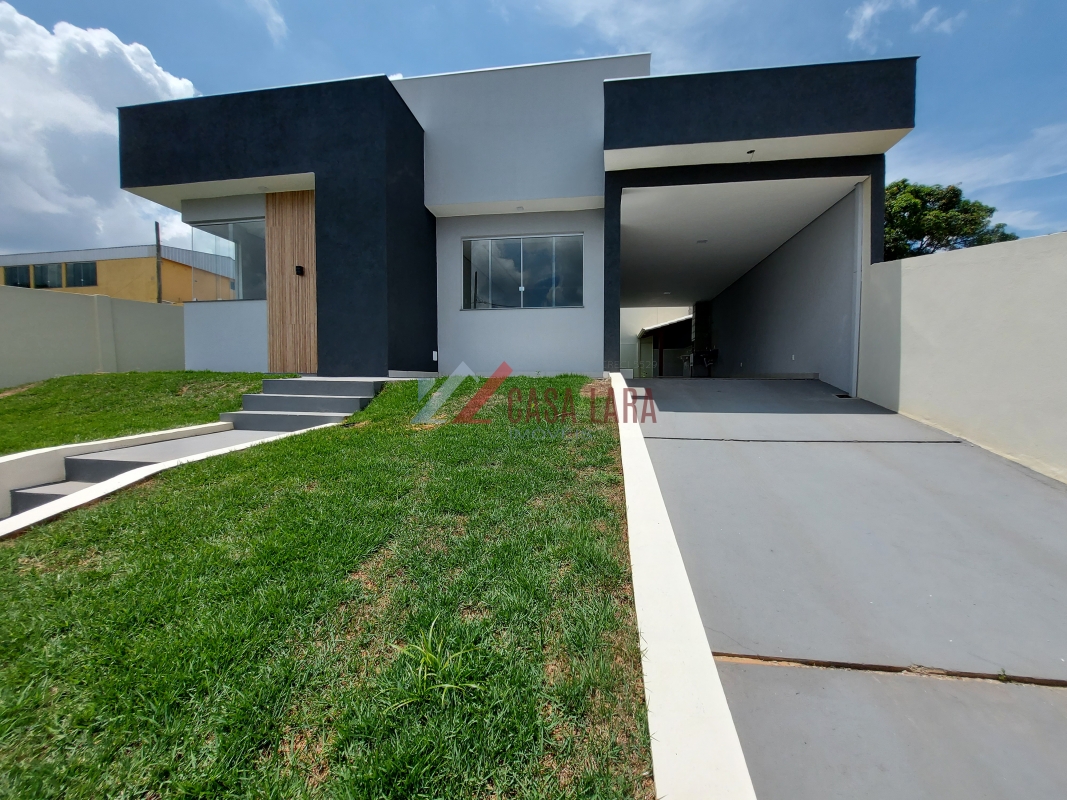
[603,58,917,395]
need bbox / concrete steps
[262,378,383,397]
[241,393,371,413]
[10,481,94,516]
[220,410,350,431]
[8,376,384,516]
[66,453,157,482]
[224,376,383,431]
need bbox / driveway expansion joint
[713,653,1067,689]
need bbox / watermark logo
[412,361,511,424]
[411,361,655,425]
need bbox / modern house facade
[119,54,917,391]
[0,245,239,304]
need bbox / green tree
[884,179,1018,261]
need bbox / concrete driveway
[631,378,1067,799]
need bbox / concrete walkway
[630,378,1067,799]
[3,376,385,535]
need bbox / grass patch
[0,377,652,797]
[0,371,282,456]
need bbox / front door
[265,190,317,373]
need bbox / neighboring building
[0,245,240,304]
[118,54,916,390]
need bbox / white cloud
[890,123,1067,191]
[846,0,965,50]
[505,0,737,73]
[992,208,1065,234]
[846,0,915,52]
[912,6,966,33]
[245,0,288,46]
[0,3,196,255]
[887,123,1067,234]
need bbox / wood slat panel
[266,190,317,373]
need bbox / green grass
[0,377,652,798]
[0,372,281,456]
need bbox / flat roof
[0,245,236,278]
[638,314,692,338]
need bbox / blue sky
[1,0,1064,252]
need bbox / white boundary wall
[0,286,184,389]
[858,232,1067,483]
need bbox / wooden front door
[266,190,317,373]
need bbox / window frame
[66,261,98,288]
[32,263,63,289]
[3,265,32,288]
[461,233,584,310]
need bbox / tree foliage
[884,179,1018,261]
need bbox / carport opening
[618,177,868,395]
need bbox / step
[219,411,349,431]
[62,430,275,482]
[11,481,95,515]
[65,454,157,482]
[242,393,371,413]
[262,378,384,397]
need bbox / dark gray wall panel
[120,77,433,377]
[605,57,917,151]
[385,87,438,373]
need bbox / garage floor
[630,378,1067,799]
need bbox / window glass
[521,237,554,308]
[194,220,263,300]
[491,238,521,309]
[67,262,97,287]
[553,236,583,308]
[34,263,62,288]
[463,239,491,309]
[4,266,31,288]
[461,234,583,309]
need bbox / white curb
[610,372,757,800]
[0,423,338,540]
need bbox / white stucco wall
[858,232,1067,484]
[392,55,650,216]
[710,187,863,391]
[184,300,268,372]
[0,286,184,388]
[436,209,605,376]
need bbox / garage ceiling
[621,176,864,307]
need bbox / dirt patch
[276,727,332,790]
[0,382,39,399]
[579,379,612,400]
[460,604,491,623]
[17,555,56,575]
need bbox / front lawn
[0,372,278,456]
[0,378,651,798]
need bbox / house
[118,54,916,391]
[0,244,238,304]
